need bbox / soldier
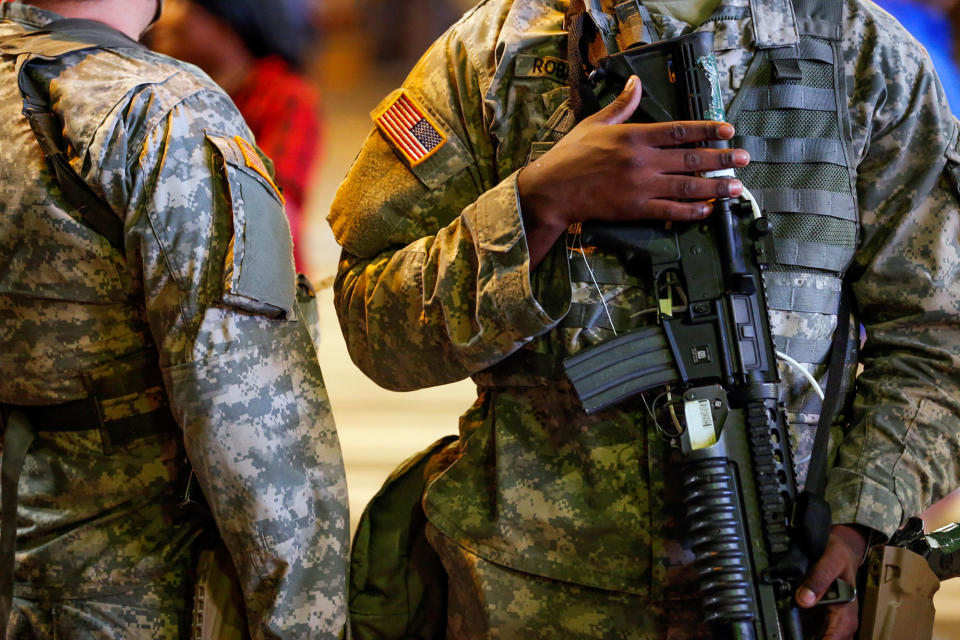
[0,0,348,638]
[330,0,960,638]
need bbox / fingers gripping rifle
[561,32,852,640]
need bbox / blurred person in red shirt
[149,0,322,271]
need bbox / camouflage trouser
[425,523,710,640]
[6,568,192,640]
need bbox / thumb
[796,545,844,608]
[591,75,642,125]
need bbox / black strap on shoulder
[20,109,126,250]
[10,19,144,252]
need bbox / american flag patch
[373,91,447,166]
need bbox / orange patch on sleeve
[234,136,285,205]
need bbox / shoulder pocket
[206,133,296,319]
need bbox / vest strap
[738,85,836,111]
[765,284,841,314]
[566,0,603,120]
[773,335,833,364]
[773,239,853,272]
[752,188,857,221]
[9,398,177,446]
[796,17,842,40]
[708,5,751,20]
[767,38,834,63]
[734,135,846,166]
[749,0,800,48]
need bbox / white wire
[775,350,824,401]
[741,186,763,220]
[575,232,618,337]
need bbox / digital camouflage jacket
[0,3,348,637]
[330,0,960,602]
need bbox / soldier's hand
[796,524,870,640]
[517,74,749,266]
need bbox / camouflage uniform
[0,3,348,639]
[330,0,960,636]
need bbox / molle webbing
[733,136,845,165]
[773,239,852,272]
[750,188,856,221]
[793,0,844,41]
[707,5,750,20]
[773,335,833,364]
[736,85,835,111]
[796,19,841,40]
[730,21,856,278]
[766,38,833,63]
[764,283,841,315]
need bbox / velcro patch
[372,90,447,166]
[234,136,285,204]
[515,54,569,83]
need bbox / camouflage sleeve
[825,5,960,538]
[328,26,570,391]
[126,89,348,638]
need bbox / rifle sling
[804,280,851,498]
[566,0,603,120]
[793,278,853,562]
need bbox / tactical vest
[480,0,860,481]
[726,0,860,430]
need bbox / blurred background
[144,0,960,635]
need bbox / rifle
[562,32,853,639]
[859,517,960,640]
